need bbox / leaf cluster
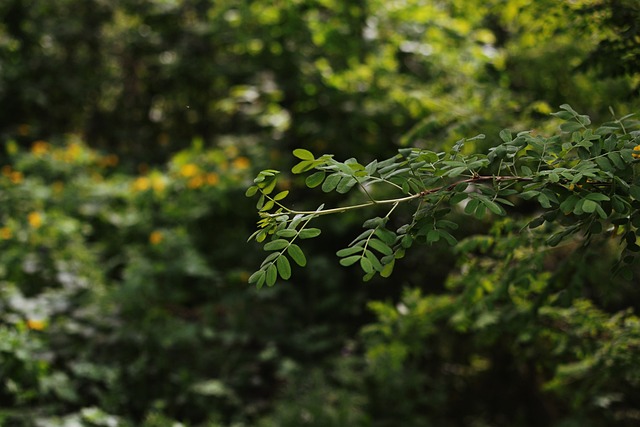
[248,105,640,285]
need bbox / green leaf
[427,230,440,243]
[401,234,414,248]
[519,190,540,200]
[584,193,610,202]
[528,216,545,229]
[439,230,457,246]
[299,228,321,239]
[447,166,467,177]
[375,228,397,245]
[293,148,315,161]
[349,229,374,246]
[276,256,291,280]
[474,203,486,219]
[264,239,289,251]
[273,190,289,201]
[607,152,625,169]
[245,186,258,197]
[499,129,512,143]
[365,250,383,271]
[380,259,395,278]
[630,185,640,201]
[260,200,275,212]
[582,199,597,213]
[368,238,393,256]
[287,244,307,266]
[266,264,278,286]
[483,199,505,216]
[537,193,551,208]
[594,157,613,172]
[292,160,315,174]
[464,198,480,215]
[248,270,265,285]
[559,104,579,115]
[322,173,342,192]
[560,121,584,133]
[305,171,326,188]
[260,252,280,267]
[363,217,385,229]
[336,246,363,257]
[551,110,574,120]
[276,229,297,238]
[261,179,277,195]
[360,257,374,274]
[560,195,579,214]
[336,177,357,194]
[339,255,361,267]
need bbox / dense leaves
[2,0,640,426]
[249,106,640,281]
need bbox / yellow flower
[187,175,204,189]
[232,156,250,170]
[27,319,46,331]
[633,145,640,159]
[31,140,49,155]
[150,175,166,193]
[206,172,219,186]
[0,227,12,240]
[28,212,43,229]
[63,143,82,162]
[180,163,200,178]
[149,230,163,245]
[132,176,150,192]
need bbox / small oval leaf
[287,244,307,266]
[264,239,289,251]
[293,148,315,161]
[276,256,291,280]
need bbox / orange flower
[232,156,251,170]
[633,145,640,159]
[31,140,49,155]
[10,171,23,184]
[149,230,163,245]
[27,319,46,331]
[28,212,43,229]
[187,175,204,189]
[206,172,219,186]
[0,227,12,240]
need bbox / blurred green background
[1,0,639,425]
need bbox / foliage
[246,105,640,425]
[248,105,640,284]
[2,0,640,426]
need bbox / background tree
[0,0,639,426]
